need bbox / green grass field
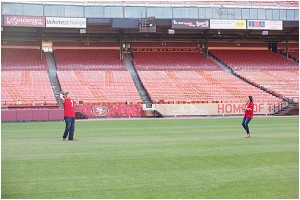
[1,116,299,199]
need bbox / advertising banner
[4,16,45,27]
[75,104,145,118]
[247,20,282,30]
[46,17,86,28]
[154,102,286,116]
[210,19,246,29]
[172,19,209,29]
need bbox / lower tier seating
[235,70,299,102]
[57,71,142,104]
[1,71,57,106]
[137,70,282,103]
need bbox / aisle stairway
[45,52,63,106]
[123,53,152,107]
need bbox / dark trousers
[242,117,252,134]
[63,117,75,140]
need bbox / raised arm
[60,91,65,103]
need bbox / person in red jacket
[241,96,254,138]
[60,91,76,141]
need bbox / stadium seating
[54,49,126,71]
[1,48,56,106]
[133,51,281,103]
[133,51,223,71]
[55,49,141,104]
[288,52,299,62]
[137,70,280,103]
[209,50,298,71]
[1,71,57,106]
[209,50,299,102]
[57,71,141,104]
[1,48,48,71]
[237,70,299,103]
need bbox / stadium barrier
[152,102,288,116]
[75,104,146,118]
[1,102,289,122]
[1,108,63,122]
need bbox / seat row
[210,50,298,71]
[1,49,48,71]
[1,49,298,106]
[1,71,57,106]
[57,71,142,104]
[137,70,281,103]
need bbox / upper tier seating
[1,48,48,71]
[1,71,57,106]
[209,50,298,71]
[54,49,126,71]
[57,71,141,104]
[133,51,223,71]
[288,52,299,62]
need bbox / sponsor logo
[248,21,265,28]
[91,106,109,116]
[46,17,86,28]
[196,20,209,27]
[4,16,45,27]
[172,19,209,29]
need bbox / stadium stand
[288,52,299,62]
[1,48,48,71]
[209,50,299,102]
[236,70,299,103]
[209,50,298,71]
[1,48,57,106]
[54,49,126,71]
[133,51,281,103]
[55,49,141,104]
[1,71,57,106]
[133,51,223,71]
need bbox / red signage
[75,104,145,118]
[4,16,45,27]
[91,106,109,116]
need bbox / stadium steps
[208,51,233,73]
[274,103,299,116]
[123,53,153,107]
[45,52,63,107]
[279,51,299,63]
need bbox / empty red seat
[1,48,48,71]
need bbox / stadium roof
[1,1,298,43]
[1,0,299,8]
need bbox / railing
[1,100,58,107]
[273,101,289,114]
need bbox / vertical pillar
[120,31,123,60]
[205,38,208,59]
[285,38,289,59]
[40,33,43,60]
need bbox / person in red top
[60,91,76,141]
[241,96,254,138]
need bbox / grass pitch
[1,116,299,198]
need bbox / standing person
[60,91,76,141]
[241,96,254,138]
